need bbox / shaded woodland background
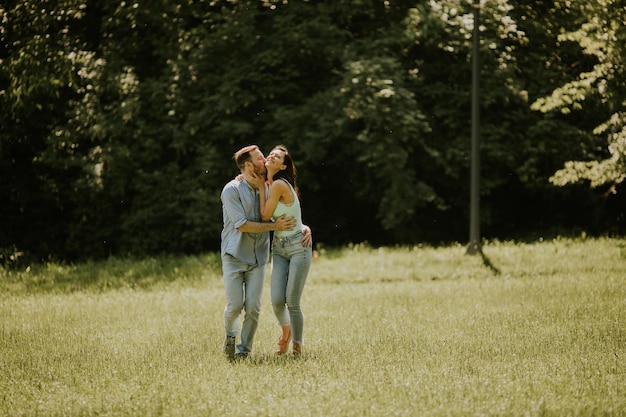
[1,0,625,262]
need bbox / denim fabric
[222,254,266,354]
[220,179,270,266]
[270,232,312,345]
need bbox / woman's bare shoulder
[271,179,290,191]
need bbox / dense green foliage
[1,0,625,261]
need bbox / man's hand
[301,225,313,247]
[274,214,296,231]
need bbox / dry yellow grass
[1,237,625,416]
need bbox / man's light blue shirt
[220,179,270,266]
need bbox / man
[220,145,311,360]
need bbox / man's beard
[253,164,267,179]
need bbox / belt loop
[277,231,302,244]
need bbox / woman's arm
[259,180,289,221]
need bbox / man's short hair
[234,145,258,170]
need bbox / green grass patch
[1,237,625,416]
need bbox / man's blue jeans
[270,232,312,345]
[222,254,266,354]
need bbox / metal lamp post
[466,0,482,255]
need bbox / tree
[1,0,623,261]
[532,0,626,194]
[0,1,92,260]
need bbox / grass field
[1,237,625,416]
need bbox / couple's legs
[222,255,265,354]
[271,245,312,345]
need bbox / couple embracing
[220,145,312,361]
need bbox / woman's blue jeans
[271,232,312,345]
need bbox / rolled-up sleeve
[220,180,270,266]
[222,185,248,230]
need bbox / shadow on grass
[480,251,501,275]
[228,352,316,366]
[466,243,501,275]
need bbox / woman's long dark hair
[271,145,300,198]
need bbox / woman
[257,145,312,356]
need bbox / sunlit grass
[1,237,625,416]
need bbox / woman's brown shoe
[292,341,302,358]
[275,325,291,355]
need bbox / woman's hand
[246,172,266,190]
